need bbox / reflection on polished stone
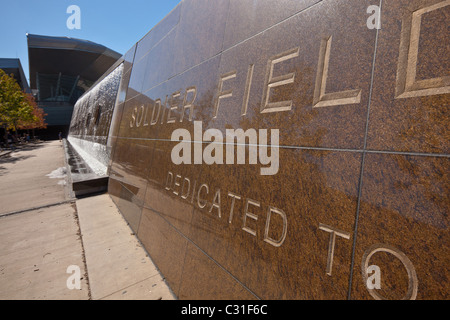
[351,153,449,300]
[69,0,449,299]
[367,0,450,154]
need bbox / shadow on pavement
[0,143,48,175]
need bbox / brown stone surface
[178,242,258,300]
[223,0,322,49]
[108,138,151,233]
[350,153,449,300]
[137,207,189,296]
[71,0,450,299]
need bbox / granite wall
[75,0,449,300]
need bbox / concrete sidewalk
[0,141,175,300]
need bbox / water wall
[68,63,124,177]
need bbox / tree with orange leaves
[17,92,47,137]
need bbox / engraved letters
[242,198,260,237]
[129,87,198,128]
[167,91,181,124]
[319,223,351,276]
[261,48,299,113]
[227,192,241,224]
[362,244,419,300]
[130,0,449,132]
[395,0,450,99]
[241,64,254,116]
[130,3,448,127]
[214,71,237,118]
[181,87,197,122]
[264,206,287,247]
[165,171,288,248]
[313,36,362,108]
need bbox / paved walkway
[0,141,175,300]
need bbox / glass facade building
[27,34,121,139]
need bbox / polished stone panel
[134,3,181,62]
[108,46,135,162]
[141,29,179,94]
[223,0,322,49]
[108,138,153,232]
[350,153,449,300]
[172,0,229,74]
[138,207,189,296]
[142,139,200,236]
[141,56,221,141]
[178,242,258,300]
[108,178,144,234]
[366,0,450,154]
[126,54,149,101]
[122,44,137,74]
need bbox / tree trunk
[13,124,18,141]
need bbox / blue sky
[0,0,181,83]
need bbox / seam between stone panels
[116,136,365,152]
[143,205,261,300]
[176,168,202,300]
[134,0,182,65]
[133,1,183,52]
[136,134,161,233]
[113,136,450,158]
[365,149,450,158]
[140,0,324,96]
[110,47,137,165]
[131,206,179,300]
[219,0,232,55]
[219,0,324,56]
[347,0,384,301]
[122,44,139,103]
[135,24,179,66]
[136,182,149,239]
[142,51,222,95]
